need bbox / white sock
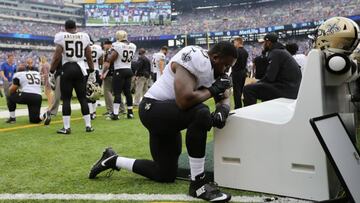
[63,116,70,129]
[113,103,120,115]
[127,106,133,110]
[116,156,135,171]
[88,103,94,114]
[93,102,97,113]
[189,156,205,181]
[10,111,15,118]
[83,114,91,127]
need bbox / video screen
[84,1,171,26]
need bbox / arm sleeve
[0,64,4,72]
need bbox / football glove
[48,72,56,90]
[211,104,230,129]
[87,72,96,84]
[208,74,231,97]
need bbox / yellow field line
[0,108,138,133]
[0,117,83,133]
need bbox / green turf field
[0,97,359,202]
[0,98,262,202]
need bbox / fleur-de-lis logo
[325,21,341,35]
[181,52,192,62]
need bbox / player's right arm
[172,62,212,110]
[50,44,63,73]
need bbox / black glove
[211,104,230,129]
[208,74,231,97]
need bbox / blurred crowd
[0,0,358,38]
[0,36,311,78]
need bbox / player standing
[101,30,136,120]
[49,20,95,134]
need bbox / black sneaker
[127,109,134,119]
[43,111,51,125]
[189,173,231,202]
[86,126,95,132]
[109,113,119,120]
[57,127,71,134]
[89,147,119,179]
[127,113,134,119]
[5,117,16,124]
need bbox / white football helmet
[86,83,102,101]
[313,17,360,54]
[116,30,128,41]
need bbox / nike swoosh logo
[211,193,229,201]
[101,155,116,167]
[217,112,223,121]
[220,78,229,82]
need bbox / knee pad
[194,106,212,131]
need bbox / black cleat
[57,127,71,134]
[109,113,119,120]
[127,109,134,119]
[89,147,119,179]
[43,111,51,125]
[86,126,95,132]
[189,173,231,202]
[5,117,16,124]
[127,113,134,119]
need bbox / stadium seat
[214,49,350,201]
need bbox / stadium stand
[0,0,358,38]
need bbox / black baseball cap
[258,33,278,43]
[103,39,113,45]
[65,20,76,29]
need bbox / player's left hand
[211,104,230,129]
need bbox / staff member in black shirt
[134,48,151,106]
[243,33,302,106]
[231,37,248,109]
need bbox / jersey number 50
[65,41,83,58]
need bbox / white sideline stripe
[0,101,106,119]
[0,194,310,202]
